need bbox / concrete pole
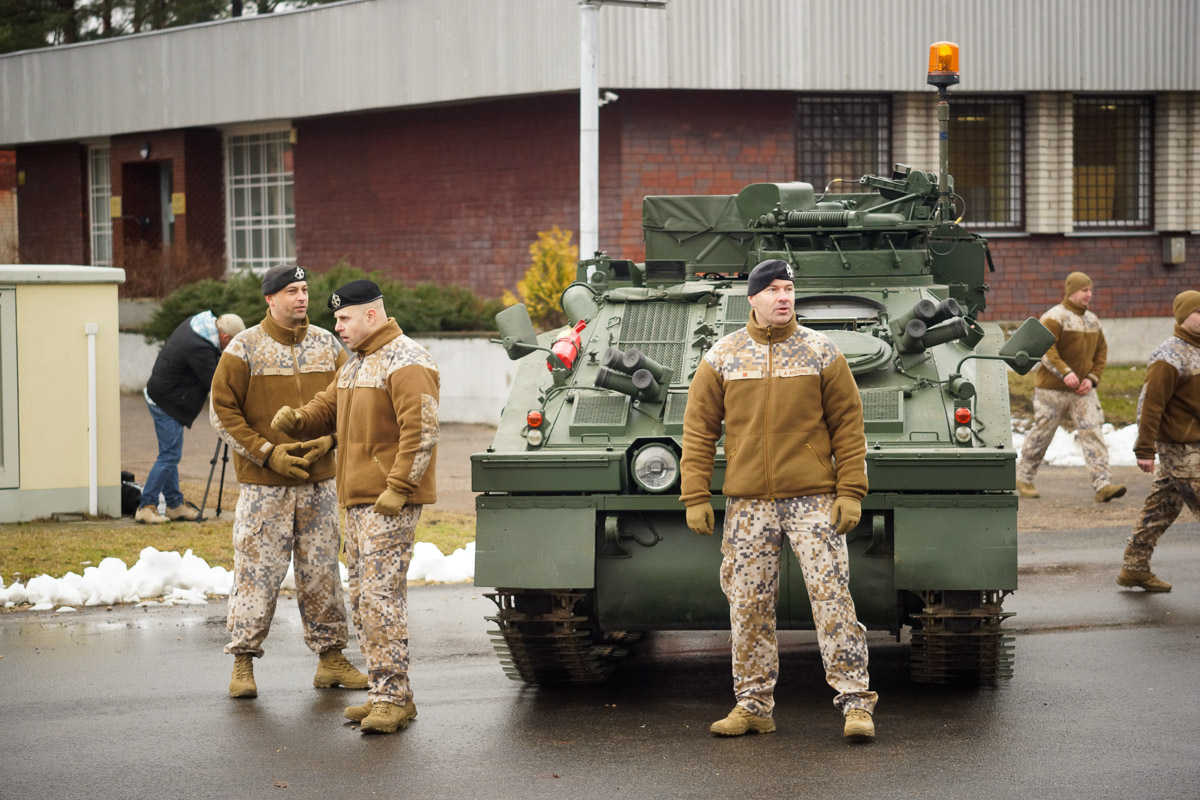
[579,0,599,261]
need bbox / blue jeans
[142,398,186,509]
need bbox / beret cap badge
[326,279,384,311]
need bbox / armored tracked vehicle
[472,45,1052,688]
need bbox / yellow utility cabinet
[0,265,126,521]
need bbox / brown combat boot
[135,505,167,524]
[709,706,776,736]
[1117,568,1172,592]
[165,504,200,521]
[344,698,417,723]
[1015,481,1039,499]
[314,649,369,689]
[843,708,875,742]
[360,701,412,734]
[1095,484,1127,503]
[229,654,257,698]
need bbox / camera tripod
[196,438,231,521]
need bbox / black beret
[747,259,794,296]
[328,279,384,311]
[262,264,307,296]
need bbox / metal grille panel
[861,390,903,433]
[617,303,690,377]
[569,394,630,436]
[951,96,1024,231]
[663,392,688,434]
[722,294,751,336]
[796,96,892,193]
[1073,95,1153,229]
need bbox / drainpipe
[85,322,98,516]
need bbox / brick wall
[603,90,797,259]
[0,151,16,261]
[985,234,1200,319]
[10,90,1199,309]
[15,143,89,265]
[294,96,580,299]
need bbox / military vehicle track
[910,590,1014,684]
[485,589,642,685]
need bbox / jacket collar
[355,318,404,356]
[1174,324,1200,349]
[261,312,309,345]
[746,308,797,345]
[1062,297,1088,316]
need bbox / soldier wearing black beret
[261,263,308,297]
[273,278,441,735]
[210,264,366,700]
[680,257,877,741]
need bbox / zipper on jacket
[290,340,303,399]
[765,327,774,499]
[337,356,365,504]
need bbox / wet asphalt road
[2,523,1198,800]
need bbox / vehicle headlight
[631,444,679,492]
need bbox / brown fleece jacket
[291,319,440,508]
[1035,299,1108,390]
[1133,326,1200,459]
[210,314,347,486]
[680,310,868,506]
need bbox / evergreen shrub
[142,264,504,343]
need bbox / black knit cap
[747,259,794,296]
[328,279,384,311]
[262,264,307,296]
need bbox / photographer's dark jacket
[146,312,223,428]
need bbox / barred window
[1073,96,1152,229]
[227,130,296,272]
[796,97,891,193]
[87,145,113,266]
[950,97,1024,230]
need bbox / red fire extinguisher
[548,320,587,371]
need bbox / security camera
[598,90,619,107]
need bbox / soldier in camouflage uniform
[1017,271,1126,503]
[273,279,439,735]
[680,259,878,743]
[210,264,367,699]
[1119,290,1200,593]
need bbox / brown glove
[685,502,715,536]
[374,488,407,516]
[271,405,301,435]
[267,442,309,481]
[830,496,861,536]
[298,435,334,466]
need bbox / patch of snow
[1013,422,1139,467]
[1,537,475,611]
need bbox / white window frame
[225,127,297,274]
[87,144,113,267]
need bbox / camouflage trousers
[225,480,349,657]
[1124,443,1200,571]
[345,503,423,705]
[720,494,878,718]
[1017,387,1111,490]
